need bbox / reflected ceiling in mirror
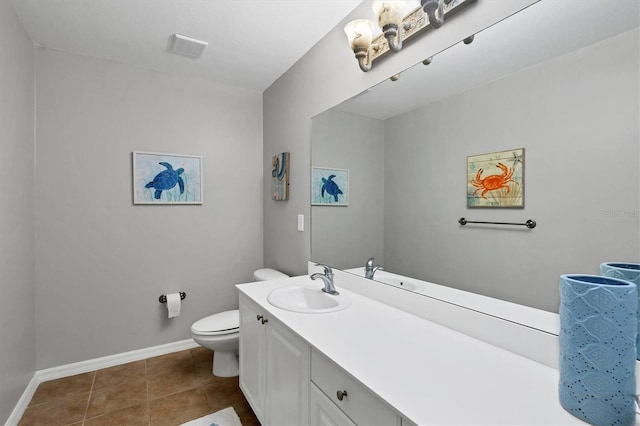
[335,0,639,120]
[311,0,639,313]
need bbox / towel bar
[458,217,536,229]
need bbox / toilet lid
[191,310,239,336]
[254,268,289,281]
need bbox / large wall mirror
[311,0,639,313]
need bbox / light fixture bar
[368,0,475,64]
[345,0,476,72]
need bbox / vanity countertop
[237,275,584,425]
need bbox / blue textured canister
[600,263,640,359]
[559,274,637,426]
[600,263,640,285]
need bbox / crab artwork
[145,162,185,200]
[321,175,343,202]
[470,162,517,199]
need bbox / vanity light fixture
[344,0,475,72]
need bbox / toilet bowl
[191,268,289,377]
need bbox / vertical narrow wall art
[272,152,290,201]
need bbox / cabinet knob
[336,390,348,401]
[256,314,263,321]
[261,317,268,324]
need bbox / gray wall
[311,110,384,269]
[35,49,263,368]
[0,0,35,422]
[263,0,538,276]
[383,29,639,312]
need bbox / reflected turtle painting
[312,167,349,206]
[321,175,343,202]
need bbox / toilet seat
[191,310,239,336]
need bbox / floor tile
[93,360,146,390]
[147,364,201,400]
[147,350,192,376]
[233,399,261,426]
[202,377,245,412]
[85,377,147,419]
[20,349,259,426]
[18,392,90,426]
[84,402,149,426]
[29,372,95,406]
[149,387,212,426]
[189,346,213,365]
[194,360,220,384]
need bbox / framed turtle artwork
[466,148,524,208]
[132,151,203,204]
[311,166,349,206]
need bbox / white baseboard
[35,338,199,382]
[5,338,199,426]
[4,376,39,426]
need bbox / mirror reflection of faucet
[365,257,383,280]
[311,263,339,295]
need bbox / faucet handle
[314,263,333,276]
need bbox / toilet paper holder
[159,292,186,303]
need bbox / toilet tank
[253,268,289,281]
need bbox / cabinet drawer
[310,383,356,426]
[311,349,399,426]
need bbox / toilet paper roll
[166,293,181,318]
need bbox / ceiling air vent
[169,34,208,59]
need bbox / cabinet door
[310,383,356,426]
[266,318,311,426]
[238,295,266,423]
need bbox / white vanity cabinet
[310,349,401,426]
[238,276,584,426]
[238,293,310,426]
[239,287,406,426]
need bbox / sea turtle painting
[321,175,343,202]
[145,162,184,200]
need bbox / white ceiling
[335,0,640,120]
[9,0,362,92]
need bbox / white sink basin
[345,268,425,293]
[267,286,352,313]
[377,273,425,293]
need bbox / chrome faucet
[311,264,339,295]
[364,257,383,279]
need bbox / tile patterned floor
[18,347,260,426]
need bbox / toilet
[191,268,289,377]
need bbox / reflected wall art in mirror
[311,0,639,314]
